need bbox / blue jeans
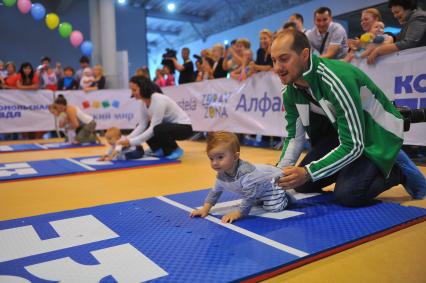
[296,133,403,207]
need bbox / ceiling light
[167,3,176,12]
[117,0,126,5]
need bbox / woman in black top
[250,29,274,73]
[84,64,106,91]
[211,44,228,79]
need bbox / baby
[79,67,94,89]
[190,132,291,223]
[357,21,393,59]
[48,104,75,143]
[99,127,144,161]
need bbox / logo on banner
[0,162,37,177]
[235,92,282,117]
[202,92,231,119]
[82,100,120,109]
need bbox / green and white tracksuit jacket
[277,54,404,181]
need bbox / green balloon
[58,22,73,38]
[3,0,17,7]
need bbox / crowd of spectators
[0,56,106,92]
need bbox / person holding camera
[169,47,195,84]
[272,29,425,207]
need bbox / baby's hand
[221,210,242,224]
[98,156,106,161]
[190,208,209,218]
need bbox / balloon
[31,3,45,20]
[58,22,72,38]
[3,0,16,7]
[360,33,373,43]
[80,41,93,56]
[45,13,60,30]
[17,0,31,13]
[70,30,84,47]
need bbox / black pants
[296,132,404,207]
[146,123,193,156]
[124,145,144,160]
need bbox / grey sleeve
[238,185,258,216]
[329,26,347,46]
[204,180,224,206]
[395,17,426,50]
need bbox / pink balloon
[17,0,32,14]
[70,30,84,48]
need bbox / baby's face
[371,22,384,36]
[207,144,238,174]
[106,134,119,146]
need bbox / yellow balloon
[45,13,60,30]
[360,33,373,43]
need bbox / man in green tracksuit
[271,29,425,206]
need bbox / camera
[397,106,426,131]
[161,48,177,74]
[193,54,202,60]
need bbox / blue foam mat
[0,142,102,153]
[0,189,425,282]
[0,156,179,182]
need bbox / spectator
[84,64,106,91]
[75,56,90,82]
[250,29,274,73]
[283,22,298,30]
[1,62,19,89]
[163,65,175,86]
[57,66,79,90]
[154,68,166,87]
[16,62,39,90]
[354,21,394,60]
[346,8,383,59]
[169,47,195,84]
[367,0,426,64]
[194,59,203,80]
[136,66,163,93]
[79,67,94,89]
[40,65,58,91]
[223,38,250,71]
[0,60,7,78]
[196,49,215,81]
[211,44,228,79]
[288,13,306,33]
[306,7,348,59]
[230,49,254,81]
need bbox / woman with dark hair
[1,62,19,89]
[50,94,97,144]
[118,75,193,160]
[16,62,40,90]
[367,0,426,64]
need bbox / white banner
[163,71,286,136]
[55,90,140,130]
[354,46,426,146]
[0,90,55,133]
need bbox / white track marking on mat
[34,143,48,149]
[65,158,96,171]
[156,196,309,257]
[79,157,113,166]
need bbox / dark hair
[19,62,35,85]
[40,56,51,63]
[182,47,190,53]
[64,66,75,74]
[54,94,67,106]
[283,21,298,30]
[79,56,90,64]
[292,13,304,24]
[315,7,332,16]
[273,29,311,54]
[388,0,417,10]
[129,75,155,99]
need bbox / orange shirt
[4,73,20,88]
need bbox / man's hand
[221,210,242,223]
[366,48,379,65]
[277,166,310,189]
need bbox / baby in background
[99,127,144,161]
[48,104,75,143]
[79,67,94,89]
[357,21,393,59]
[190,132,291,224]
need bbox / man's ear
[302,48,310,63]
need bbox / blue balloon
[80,41,93,56]
[31,3,45,21]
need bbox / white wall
[149,0,385,75]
